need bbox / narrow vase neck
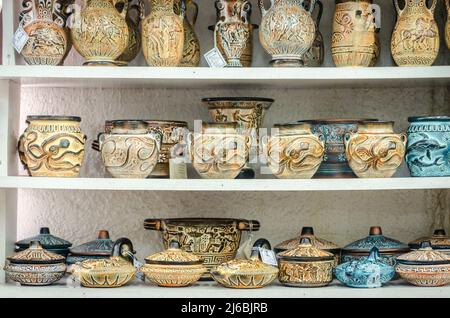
[152,0,175,11]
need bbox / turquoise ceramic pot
[335,247,395,288]
[406,116,450,177]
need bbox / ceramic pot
[115,0,143,66]
[18,116,86,177]
[299,119,377,178]
[142,0,184,66]
[391,0,439,67]
[203,97,274,178]
[344,121,407,178]
[258,0,316,67]
[331,0,380,67]
[341,226,410,267]
[141,240,207,287]
[71,0,129,66]
[15,227,72,257]
[335,247,395,288]
[211,239,278,289]
[189,123,249,179]
[446,0,450,49]
[409,229,450,256]
[97,120,162,178]
[406,116,450,177]
[4,241,66,286]
[209,0,255,67]
[19,0,71,65]
[301,0,324,67]
[262,123,325,179]
[277,237,335,287]
[67,230,115,265]
[274,227,341,266]
[396,241,450,287]
[143,218,260,279]
[174,0,200,67]
[72,238,136,288]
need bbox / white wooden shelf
[1,176,449,191]
[0,66,449,89]
[1,280,449,298]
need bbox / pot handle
[446,0,450,11]
[307,0,317,15]
[400,133,407,147]
[427,0,437,13]
[250,238,272,259]
[258,0,273,17]
[393,0,404,16]
[113,0,130,19]
[314,0,323,27]
[128,1,143,24]
[96,132,106,151]
[112,237,135,262]
[237,220,260,231]
[143,218,163,231]
[18,133,28,168]
[188,0,199,26]
[343,132,355,149]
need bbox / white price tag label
[204,48,227,68]
[13,25,29,54]
[258,248,278,266]
[169,158,188,179]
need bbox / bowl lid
[26,115,81,122]
[342,226,409,254]
[275,227,340,252]
[409,229,450,250]
[15,227,72,250]
[408,116,450,123]
[397,241,450,265]
[277,237,334,262]
[8,241,66,264]
[145,241,204,266]
[75,256,136,273]
[69,230,113,256]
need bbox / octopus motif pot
[18,116,86,177]
[406,117,450,177]
[262,123,324,179]
[344,121,407,178]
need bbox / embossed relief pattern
[278,261,333,286]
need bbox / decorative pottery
[446,0,450,49]
[335,247,395,288]
[396,241,450,287]
[299,119,377,178]
[18,116,86,177]
[391,0,439,67]
[274,226,341,266]
[210,0,255,67]
[71,0,130,66]
[15,227,72,256]
[72,238,136,288]
[344,121,407,178]
[301,0,324,67]
[189,123,249,179]
[409,229,450,256]
[19,0,71,65]
[143,218,260,279]
[174,0,200,66]
[406,116,450,177]
[258,0,316,67]
[262,123,325,179]
[331,0,380,67]
[142,0,184,66]
[97,120,162,178]
[202,97,274,179]
[141,240,207,287]
[211,238,279,289]
[115,0,143,66]
[341,226,410,267]
[66,230,115,265]
[4,241,66,286]
[277,237,334,287]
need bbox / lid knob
[369,226,383,236]
[301,227,314,236]
[434,229,446,236]
[98,230,110,240]
[39,227,50,235]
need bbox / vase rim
[26,116,81,122]
[146,217,253,225]
[298,118,377,124]
[105,119,188,126]
[408,116,450,123]
[202,97,275,103]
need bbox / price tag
[13,25,29,54]
[204,48,227,68]
[258,247,278,266]
[169,158,187,179]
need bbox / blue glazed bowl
[406,116,450,177]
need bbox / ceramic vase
[18,116,86,177]
[344,121,407,178]
[331,0,380,67]
[71,0,130,66]
[142,0,184,66]
[19,0,72,65]
[115,0,143,66]
[301,0,324,67]
[406,116,450,177]
[175,0,200,66]
[259,0,317,67]
[391,0,439,66]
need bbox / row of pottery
[6,221,450,288]
[18,113,450,179]
[18,0,450,67]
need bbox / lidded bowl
[66,230,115,265]
[409,229,450,255]
[15,227,72,256]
